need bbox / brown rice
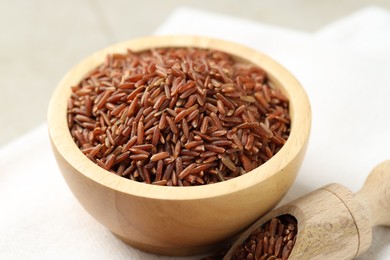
[231,215,297,260]
[67,47,290,186]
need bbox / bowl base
[112,232,222,256]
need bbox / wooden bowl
[47,35,311,256]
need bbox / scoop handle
[356,160,390,226]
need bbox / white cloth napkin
[1,6,390,260]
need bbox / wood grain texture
[356,161,390,227]
[47,36,311,255]
[322,184,371,257]
[224,161,390,260]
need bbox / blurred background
[1,0,389,147]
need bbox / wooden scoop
[224,161,390,260]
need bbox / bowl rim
[48,35,311,200]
